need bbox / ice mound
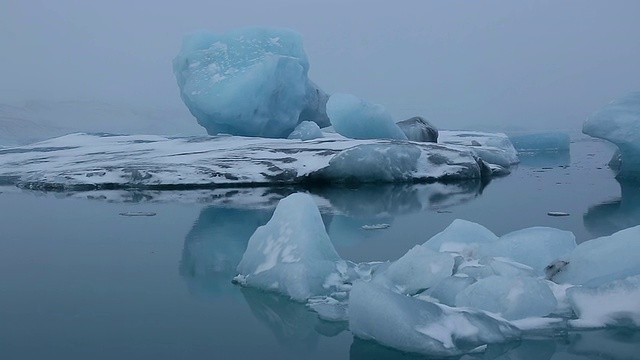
[439,131,519,168]
[553,225,640,287]
[349,281,520,357]
[423,219,499,254]
[583,91,640,179]
[568,275,640,328]
[326,93,408,140]
[509,132,571,152]
[396,116,438,143]
[235,193,345,301]
[456,276,557,320]
[173,27,328,138]
[287,121,323,141]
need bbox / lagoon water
[1,134,640,359]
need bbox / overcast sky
[1,0,639,130]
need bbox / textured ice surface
[173,27,328,138]
[424,276,476,306]
[478,227,576,275]
[0,133,491,190]
[326,94,407,140]
[509,132,570,152]
[554,225,640,287]
[568,275,640,328]
[287,121,323,141]
[235,193,344,301]
[583,91,640,179]
[349,281,520,357]
[456,276,557,320]
[439,131,519,167]
[372,245,454,295]
[396,116,438,143]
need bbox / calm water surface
[1,136,639,359]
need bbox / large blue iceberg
[173,27,329,138]
[583,91,640,179]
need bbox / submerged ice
[233,193,640,356]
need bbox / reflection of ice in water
[584,179,640,238]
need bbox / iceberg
[326,93,407,140]
[0,133,492,190]
[423,219,499,254]
[455,276,557,320]
[509,132,571,152]
[583,91,640,179]
[235,193,345,301]
[349,281,520,357]
[173,27,329,138]
[396,116,438,143]
[568,275,640,328]
[553,225,640,287]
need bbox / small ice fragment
[361,223,390,230]
[547,211,570,217]
[119,211,156,217]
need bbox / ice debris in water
[234,193,640,356]
[173,27,329,138]
[583,91,640,180]
[361,223,390,230]
[326,93,408,140]
[509,132,570,152]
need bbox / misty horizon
[2,0,639,132]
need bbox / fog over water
[1,0,639,132]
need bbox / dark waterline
[1,137,639,359]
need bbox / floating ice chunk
[326,93,408,140]
[373,245,454,295]
[173,27,328,138]
[456,276,557,320]
[235,193,343,301]
[478,227,576,275]
[349,281,520,357]
[583,91,640,179]
[439,131,519,167]
[509,132,571,152]
[423,219,498,255]
[568,275,640,328]
[287,121,323,141]
[553,225,640,287]
[396,116,438,143]
[361,223,390,230]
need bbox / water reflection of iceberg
[240,288,347,352]
[584,180,640,238]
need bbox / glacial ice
[583,91,640,179]
[235,193,345,301]
[568,275,640,328]
[439,131,519,168]
[173,27,328,138]
[0,133,493,190]
[287,121,323,141]
[456,276,557,320]
[233,194,640,356]
[326,93,408,140]
[349,281,520,357]
[509,132,571,152]
[553,225,640,287]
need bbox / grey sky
[1,0,639,130]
